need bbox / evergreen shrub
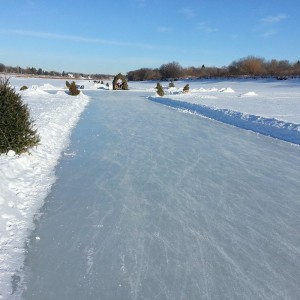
[20,85,28,91]
[112,73,128,90]
[0,78,40,154]
[156,83,164,96]
[183,84,189,93]
[69,81,80,96]
[169,81,175,88]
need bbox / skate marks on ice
[23,91,300,299]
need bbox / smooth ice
[22,91,300,299]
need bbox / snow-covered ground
[0,77,91,299]
[0,76,300,298]
[159,78,300,125]
[146,79,300,144]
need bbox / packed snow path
[22,91,300,299]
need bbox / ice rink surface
[23,91,300,299]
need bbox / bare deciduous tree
[159,61,183,80]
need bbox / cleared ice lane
[23,91,300,300]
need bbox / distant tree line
[127,57,300,81]
[0,63,112,80]
[1,56,300,82]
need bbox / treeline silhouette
[1,56,300,81]
[127,56,300,81]
[0,63,111,80]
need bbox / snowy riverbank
[0,78,90,299]
[146,78,300,144]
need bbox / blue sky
[0,0,299,74]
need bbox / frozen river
[22,91,300,299]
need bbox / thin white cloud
[0,29,158,50]
[261,14,288,23]
[254,14,287,38]
[261,30,276,38]
[179,8,196,19]
[197,22,218,33]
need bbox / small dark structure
[112,73,128,90]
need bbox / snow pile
[91,82,110,90]
[4,76,112,92]
[239,91,258,97]
[39,83,59,90]
[21,87,50,96]
[218,87,235,93]
[168,87,182,95]
[199,95,218,99]
[191,87,218,93]
[0,85,89,299]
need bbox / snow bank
[39,83,58,90]
[144,78,300,144]
[191,87,218,92]
[148,96,300,145]
[21,87,50,96]
[239,91,258,97]
[5,76,112,92]
[0,85,89,299]
[218,87,235,93]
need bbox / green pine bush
[66,81,71,88]
[169,81,175,88]
[0,78,40,154]
[183,84,189,93]
[20,85,28,91]
[112,73,128,90]
[68,81,80,96]
[156,83,164,96]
